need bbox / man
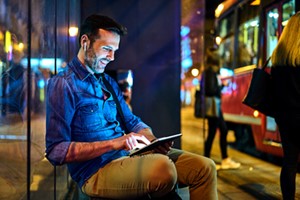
[45,14,217,199]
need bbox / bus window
[282,0,295,27]
[266,8,279,59]
[266,116,277,131]
[237,3,259,68]
[265,0,295,62]
[218,13,235,70]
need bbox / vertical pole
[27,0,32,199]
[54,0,57,199]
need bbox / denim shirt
[45,57,150,187]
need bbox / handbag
[194,89,220,118]
[242,58,274,117]
[205,96,221,118]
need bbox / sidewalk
[181,106,300,200]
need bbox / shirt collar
[69,57,96,81]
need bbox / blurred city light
[250,0,260,6]
[215,36,222,45]
[253,110,259,118]
[268,12,279,19]
[5,31,12,53]
[18,42,24,50]
[220,67,234,77]
[127,70,133,87]
[215,3,224,18]
[192,77,199,86]
[180,26,190,37]
[191,68,199,77]
[69,26,78,37]
[21,58,63,72]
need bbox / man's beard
[84,51,100,73]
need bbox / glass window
[218,13,234,38]
[282,0,295,27]
[266,8,279,60]
[218,13,235,69]
[0,0,78,198]
[0,2,30,199]
[265,0,295,64]
[219,36,234,69]
[237,3,259,68]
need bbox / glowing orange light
[253,110,259,117]
[69,27,78,37]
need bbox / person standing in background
[118,80,132,111]
[270,12,300,200]
[201,47,241,170]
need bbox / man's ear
[81,35,89,50]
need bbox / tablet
[129,133,182,156]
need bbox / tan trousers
[82,148,218,200]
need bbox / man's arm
[64,132,151,163]
[136,128,157,142]
[64,140,114,163]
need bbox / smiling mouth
[99,60,109,66]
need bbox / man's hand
[113,133,151,151]
[152,141,173,155]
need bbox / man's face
[84,29,120,74]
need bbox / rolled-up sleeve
[45,76,75,165]
[46,141,71,165]
[131,122,151,133]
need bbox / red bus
[214,0,299,157]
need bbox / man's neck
[77,56,103,79]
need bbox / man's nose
[107,51,115,61]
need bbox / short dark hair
[79,14,127,45]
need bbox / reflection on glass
[0,37,46,200]
[0,0,74,199]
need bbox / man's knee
[147,154,177,197]
[194,155,216,173]
[203,156,217,172]
[195,156,217,187]
[183,154,217,187]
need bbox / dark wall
[81,0,181,147]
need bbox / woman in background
[271,12,300,200]
[202,48,240,170]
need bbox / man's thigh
[83,153,177,199]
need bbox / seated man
[45,14,218,200]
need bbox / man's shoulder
[49,69,69,83]
[48,66,77,87]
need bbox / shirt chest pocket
[103,100,117,122]
[76,103,103,132]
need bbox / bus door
[262,0,295,147]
